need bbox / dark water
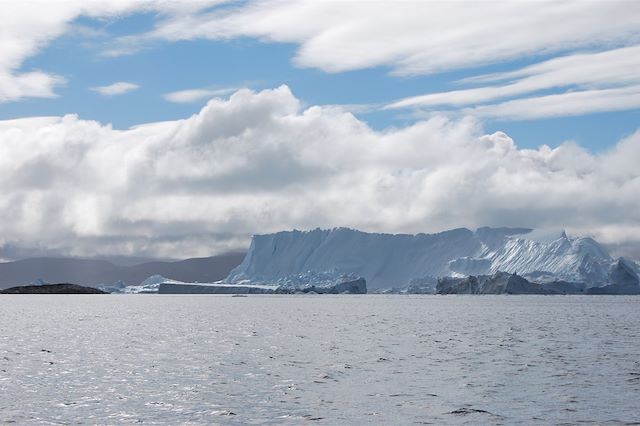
[1,295,639,424]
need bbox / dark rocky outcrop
[0,283,107,294]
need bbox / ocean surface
[1,295,639,425]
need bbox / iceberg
[156,277,366,294]
[158,280,279,294]
[436,272,549,295]
[227,227,633,290]
[586,258,640,294]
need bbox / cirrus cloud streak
[125,0,640,76]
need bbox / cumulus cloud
[0,86,638,260]
[91,81,140,96]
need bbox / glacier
[226,227,637,290]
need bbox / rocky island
[0,283,107,294]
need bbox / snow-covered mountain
[227,227,634,289]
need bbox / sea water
[1,295,639,425]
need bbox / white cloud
[164,87,237,103]
[0,0,226,102]
[4,0,640,125]
[125,1,640,75]
[0,2,79,101]
[91,81,140,96]
[385,45,640,119]
[387,45,640,109]
[465,85,640,120]
[99,1,640,119]
[0,70,66,102]
[0,86,638,259]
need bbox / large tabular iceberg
[227,227,635,290]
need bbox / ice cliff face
[227,227,629,289]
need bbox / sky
[0,0,639,261]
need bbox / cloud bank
[0,86,638,260]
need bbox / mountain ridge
[0,252,246,290]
